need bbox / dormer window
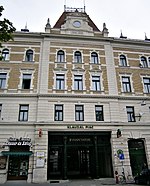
[25,49,33,62]
[74,51,82,63]
[2,48,9,61]
[140,56,148,68]
[120,55,127,66]
[57,50,65,62]
[91,52,99,64]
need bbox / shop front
[1,137,32,180]
[48,132,113,180]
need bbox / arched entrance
[128,139,148,176]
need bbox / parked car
[134,169,150,185]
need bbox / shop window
[120,55,127,66]
[2,48,9,61]
[143,77,150,93]
[92,76,101,91]
[57,50,65,62]
[126,106,135,122]
[22,74,31,89]
[0,73,7,89]
[122,76,131,92]
[25,49,33,62]
[74,51,82,63]
[74,75,83,90]
[95,105,104,121]
[75,105,84,121]
[18,105,29,121]
[56,74,65,90]
[91,52,99,64]
[54,105,63,121]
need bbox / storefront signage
[67,125,93,129]
[4,137,32,147]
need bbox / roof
[53,11,100,32]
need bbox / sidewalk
[0,178,136,186]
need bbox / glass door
[67,147,91,178]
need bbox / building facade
[0,6,150,183]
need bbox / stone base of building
[33,168,47,183]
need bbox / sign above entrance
[4,137,32,147]
[67,125,93,129]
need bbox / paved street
[0,178,137,186]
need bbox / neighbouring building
[0,5,150,183]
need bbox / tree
[0,6,16,50]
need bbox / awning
[1,151,33,156]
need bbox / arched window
[25,49,33,62]
[57,50,65,62]
[91,52,99,64]
[140,56,148,68]
[2,48,9,61]
[148,57,150,67]
[74,51,82,63]
[120,55,127,66]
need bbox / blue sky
[1,0,149,40]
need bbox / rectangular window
[95,105,104,121]
[126,106,135,122]
[74,75,83,90]
[56,74,65,90]
[0,73,7,89]
[75,105,84,121]
[19,105,29,121]
[0,104,2,118]
[122,76,131,92]
[143,78,150,93]
[22,74,31,89]
[55,105,63,121]
[92,76,101,91]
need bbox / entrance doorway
[67,147,91,178]
[48,132,113,179]
[128,139,148,176]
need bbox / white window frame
[143,77,150,93]
[23,48,35,62]
[55,49,66,63]
[90,51,99,64]
[92,75,101,91]
[2,48,10,61]
[56,74,65,90]
[0,69,10,89]
[74,74,83,90]
[18,70,34,90]
[140,56,149,68]
[73,50,83,63]
[120,74,133,93]
[18,104,29,121]
[119,54,128,66]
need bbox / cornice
[0,92,149,101]
[12,31,150,47]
